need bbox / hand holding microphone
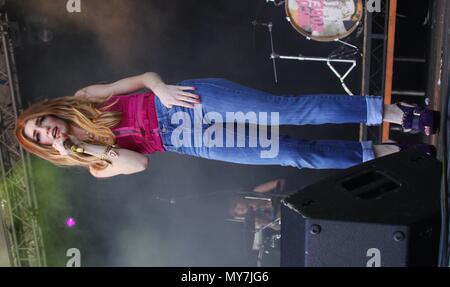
[52,133,83,156]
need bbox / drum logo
[288,0,359,39]
[296,0,325,33]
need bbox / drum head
[285,0,363,42]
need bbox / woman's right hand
[152,82,200,109]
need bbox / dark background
[4,0,429,266]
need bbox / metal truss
[0,13,46,267]
[360,0,389,142]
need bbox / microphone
[62,137,74,150]
[62,136,84,153]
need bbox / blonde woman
[15,72,439,178]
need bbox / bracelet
[100,145,117,163]
[100,145,112,161]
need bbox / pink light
[66,217,76,228]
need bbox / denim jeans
[154,78,383,169]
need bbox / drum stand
[252,20,360,95]
[255,218,281,267]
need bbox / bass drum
[285,0,363,42]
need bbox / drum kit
[227,196,282,267]
[226,188,287,267]
[253,0,364,95]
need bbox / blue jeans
[154,78,383,169]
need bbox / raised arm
[74,72,164,99]
[84,142,149,178]
[74,72,200,109]
[52,134,149,178]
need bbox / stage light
[66,217,76,228]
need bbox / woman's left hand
[152,83,200,109]
[52,133,83,156]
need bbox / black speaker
[280,149,442,267]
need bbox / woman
[15,72,439,178]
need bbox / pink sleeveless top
[99,91,166,154]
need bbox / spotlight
[66,217,76,228]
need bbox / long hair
[15,94,122,171]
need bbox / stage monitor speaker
[280,149,442,267]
